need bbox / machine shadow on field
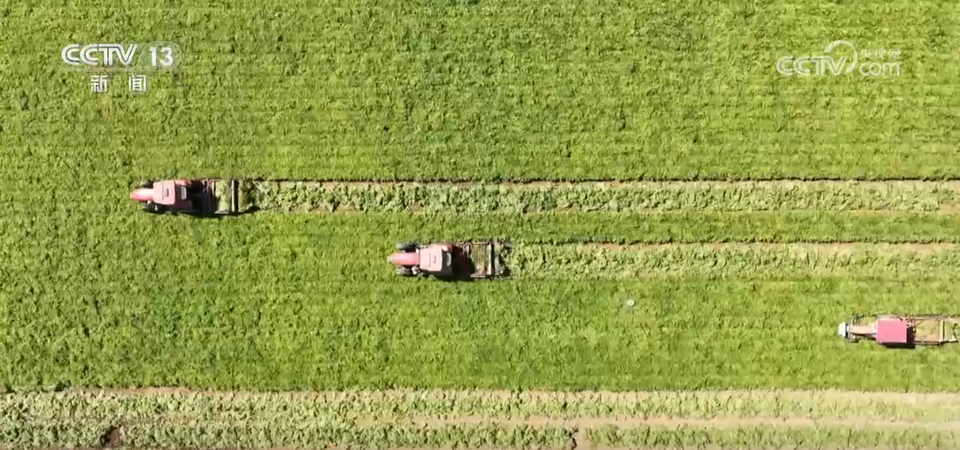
[410,259,505,283]
[178,206,261,219]
[138,206,261,220]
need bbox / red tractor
[130,179,253,215]
[388,241,509,279]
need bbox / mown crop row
[9,389,960,424]
[506,243,960,280]
[3,422,955,450]
[4,389,960,449]
[0,421,573,449]
[587,426,959,449]
[252,181,960,213]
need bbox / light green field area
[2,0,960,420]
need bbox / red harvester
[130,179,253,215]
[388,241,510,280]
[839,314,960,347]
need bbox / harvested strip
[0,421,572,450]
[505,243,960,279]
[5,389,960,449]
[249,180,960,213]
[362,416,960,432]
[0,422,109,449]
[17,388,960,424]
[587,425,960,449]
[121,423,573,450]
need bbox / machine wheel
[139,181,154,188]
[396,267,414,276]
[411,266,421,276]
[143,202,164,214]
[396,242,417,252]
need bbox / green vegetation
[4,1,960,180]
[4,214,960,391]
[3,0,960,433]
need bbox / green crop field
[2,0,960,448]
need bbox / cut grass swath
[505,243,960,280]
[251,181,960,213]
[4,389,960,449]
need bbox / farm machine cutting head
[838,314,960,347]
[130,179,254,216]
[388,241,510,280]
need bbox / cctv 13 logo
[61,43,179,70]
